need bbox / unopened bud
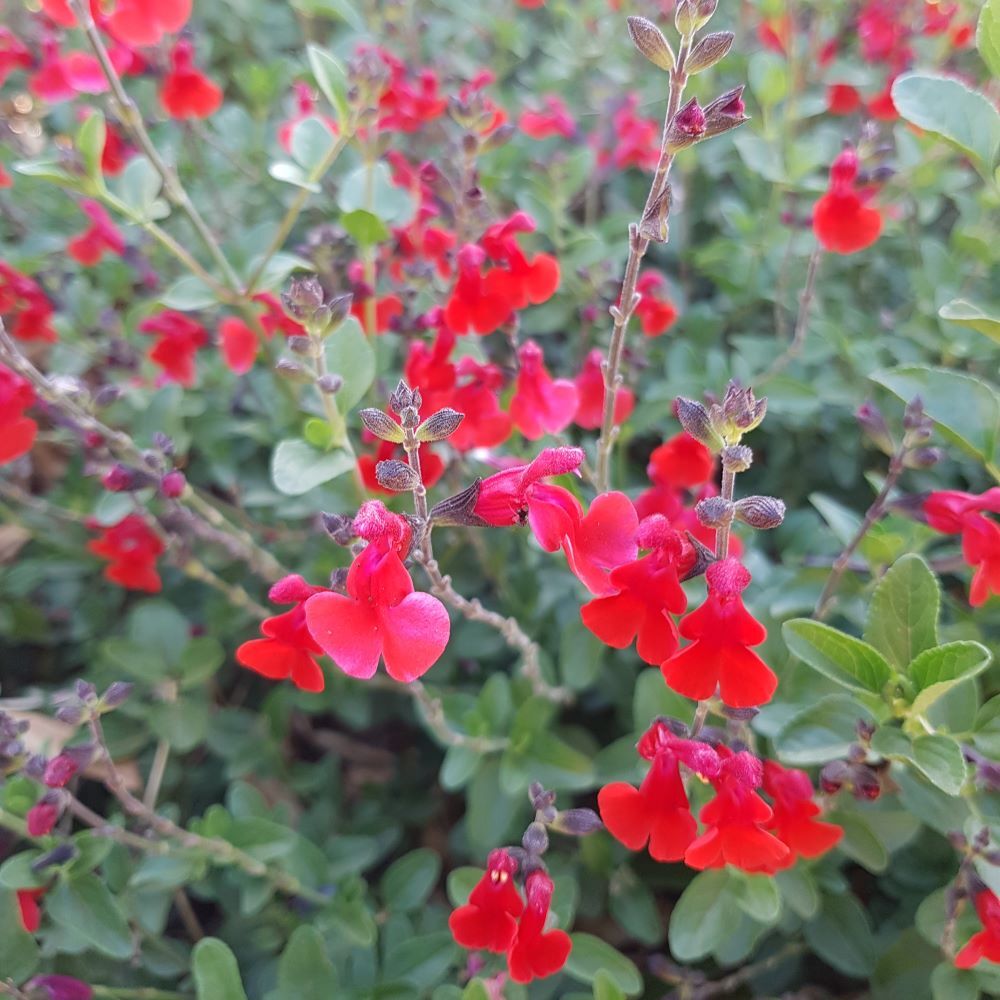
[676,397,723,450]
[55,704,84,726]
[93,385,122,407]
[281,276,325,321]
[702,85,750,139]
[482,124,516,153]
[551,808,604,836]
[287,335,314,355]
[160,470,186,498]
[856,719,876,743]
[686,31,734,73]
[695,496,734,529]
[102,681,133,709]
[32,843,77,872]
[720,444,753,472]
[734,496,785,529]
[75,680,98,703]
[27,798,61,837]
[904,447,942,470]
[851,764,882,801]
[680,531,717,581]
[529,781,557,813]
[722,705,760,722]
[721,381,767,433]
[856,401,895,455]
[389,380,414,414]
[375,460,420,492]
[316,374,343,394]
[428,480,483,527]
[399,405,420,429]
[627,16,676,71]
[522,821,549,856]
[101,465,137,493]
[275,359,310,381]
[360,408,405,443]
[321,512,355,545]
[416,408,464,443]
[665,97,706,152]
[638,184,672,243]
[819,759,850,794]
[902,396,926,430]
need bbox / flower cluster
[0,363,38,466]
[0,263,58,343]
[812,147,883,255]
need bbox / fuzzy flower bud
[389,380,415,415]
[695,495,734,529]
[676,396,724,450]
[551,808,604,836]
[734,496,786,529]
[24,976,94,1000]
[627,16,676,71]
[686,31,734,73]
[316,374,343,395]
[522,821,550,856]
[665,98,706,152]
[416,408,465,443]
[856,401,895,455]
[375,460,421,492]
[721,444,753,473]
[102,681,134,709]
[359,408,405,443]
[160,470,186,498]
[904,447,942,470]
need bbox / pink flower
[509,340,579,440]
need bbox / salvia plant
[0,0,999,998]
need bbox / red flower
[87,514,164,592]
[661,558,777,708]
[599,720,720,862]
[278,83,338,152]
[100,122,135,175]
[925,490,1000,606]
[762,761,842,867]
[0,28,32,88]
[161,40,222,120]
[812,147,883,254]
[43,754,79,788]
[573,349,634,430]
[448,849,523,953]
[520,95,576,139]
[599,95,660,171]
[367,47,448,133]
[955,889,1000,969]
[17,888,44,934]
[444,245,512,335]
[27,800,60,837]
[351,293,403,335]
[582,515,689,663]
[827,83,862,115]
[106,0,192,48]
[858,1,910,64]
[236,575,327,693]
[634,272,678,337]
[510,340,578,440]
[253,292,306,339]
[0,363,38,466]
[67,201,126,266]
[0,263,58,343]
[304,501,450,682]
[685,748,791,873]
[557,491,639,596]
[647,433,715,490]
[449,357,513,451]
[757,15,791,55]
[506,871,572,984]
[30,40,112,103]
[23,976,93,1000]
[139,310,209,386]
[218,317,258,374]
[866,83,898,121]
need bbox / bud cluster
[275,278,352,395]
[677,381,767,452]
[856,396,941,470]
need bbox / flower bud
[734,496,786,530]
[375,460,421,492]
[93,385,122,407]
[75,680,98,702]
[32,842,77,872]
[529,781,557,813]
[101,465,137,493]
[399,405,420,429]
[27,796,61,836]
[904,447,942,469]
[416,408,465,443]
[686,31,734,73]
[281,276,326,321]
[819,759,850,794]
[721,705,760,722]
[680,531,717,581]
[159,470,186,499]
[856,401,895,455]
[359,408,405,443]
[287,335,314,355]
[676,396,723,450]
[389,380,415,414]
[902,395,927,430]
[24,975,94,1000]
[695,496,734,529]
[851,764,882,801]
[102,681,133,709]
[627,16,676,71]
[275,359,311,382]
[522,821,550,856]
[638,183,672,243]
[321,512,356,545]
[428,480,482,527]
[721,380,767,433]
[551,808,604,836]
[55,704,84,726]
[665,97,706,152]
[316,374,343,395]
[701,85,749,139]
[720,444,753,473]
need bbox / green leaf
[782,620,893,693]
[290,117,337,173]
[775,866,819,919]
[338,162,416,226]
[267,926,337,1000]
[668,870,741,962]
[161,275,218,310]
[733,873,781,923]
[381,932,458,988]
[909,641,992,692]
[828,810,889,873]
[193,938,249,1000]
[939,299,1000,345]
[564,933,643,996]
[977,0,1000,81]
[14,160,94,193]
[891,72,1000,174]
[911,734,967,795]
[931,963,980,1000]
[380,848,442,911]
[324,317,375,411]
[0,890,40,983]
[864,555,939,670]
[307,43,351,125]
[804,893,877,977]
[77,111,107,182]
[117,157,166,222]
[341,209,390,247]
[268,161,321,192]
[593,971,628,1000]
[47,875,133,959]
[871,366,1000,462]
[775,695,876,765]
[270,439,355,496]
[608,872,664,946]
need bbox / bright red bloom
[444,245,512,335]
[510,340,579,440]
[304,502,450,682]
[218,317,258,374]
[0,28,32,87]
[955,889,1000,969]
[87,514,164,592]
[634,272,678,337]
[520,95,576,139]
[0,263,58,343]
[351,293,403,335]
[827,84,862,115]
[253,292,305,339]
[647,433,715,490]
[598,94,660,171]
[685,748,791,874]
[762,761,842,868]
[17,889,44,934]
[236,575,327,693]
[0,363,38,466]
[573,349,634,430]
[100,122,135,175]
[866,83,898,121]
[106,0,192,47]
[506,871,572,984]
[925,490,1000,606]
[23,976,93,1000]
[27,801,60,837]
[757,15,791,55]
[924,489,1000,533]
[599,720,720,862]
[43,754,79,788]
[448,849,523,953]
[161,40,222,120]
[367,47,448,133]
[0,165,10,189]
[858,1,911,64]
[661,558,777,708]
[67,201,126,266]
[582,516,689,663]
[812,147,883,254]
[139,310,210,387]
[30,38,113,103]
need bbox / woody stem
[595,34,692,492]
[715,466,737,560]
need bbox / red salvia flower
[756,14,791,55]
[506,870,572,984]
[367,46,448,133]
[867,80,898,121]
[812,146,883,254]
[634,272,678,337]
[43,754,79,788]
[87,514,164,592]
[304,501,450,682]
[351,292,404,335]
[106,0,192,48]
[480,213,560,308]
[573,348,634,430]
[647,432,715,490]
[236,575,327,693]
[598,94,660,171]
[0,263,58,343]
[444,244,512,335]
[0,363,38,466]
[762,761,843,867]
[100,121,135,175]
[253,292,306,339]
[218,317,258,375]
[510,340,579,441]
[520,95,576,139]
[449,357,513,451]
[582,515,690,663]
[278,83,338,152]
[599,720,720,862]
[0,28,32,87]
[925,489,1000,606]
[67,200,126,266]
[661,558,777,708]
[827,83,862,115]
[139,310,209,387]
[161,39,222,120]
[17,888,44,934]
[955,889,1000,969]
[685,748,791,873]
[557,491,639,596]
[448,849,524,953]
